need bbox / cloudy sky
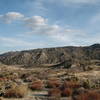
[0,0,100,53]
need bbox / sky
[0,0,100,53]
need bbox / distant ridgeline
[0,44,100,69]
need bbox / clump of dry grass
[4,84,27,98]
[29,80,44,90]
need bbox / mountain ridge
[0,44,100,68]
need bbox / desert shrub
[5,82,17,90]
[4,84,27,98]
[61,88,73,97]
[24,76,34,82]
[29,80,44,90]
[20,73,30,79]
[47,78,61,88]
[63,81,80,89]
[64,59,72,68]
[48,88,61,97]
[83,80,91,89]
[72,87,86,96]
[75,91,100,100]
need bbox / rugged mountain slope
[0,44,100,67]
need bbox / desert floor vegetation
[0,65,99,100]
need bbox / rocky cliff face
[0,44,100,67]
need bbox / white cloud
[22,14,100,46]
[24,16,62,35]
[50,29,86,44]
[63,0,99,4]
[0,12,84,41]
[24,16,47,30]
[0,37,45,48]
[0,12,24,24]
[23,15,86,44]
[0,12,99,47]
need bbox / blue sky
[0,0,100,53]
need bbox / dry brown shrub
[61,88,73,97]
[4,85,27,98]
[48,88,61,97]
[47,78,61,88]
[63,81,80,89]
[76,91,100,100]
[29,80,44,90]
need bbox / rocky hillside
[0,44,100,68]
